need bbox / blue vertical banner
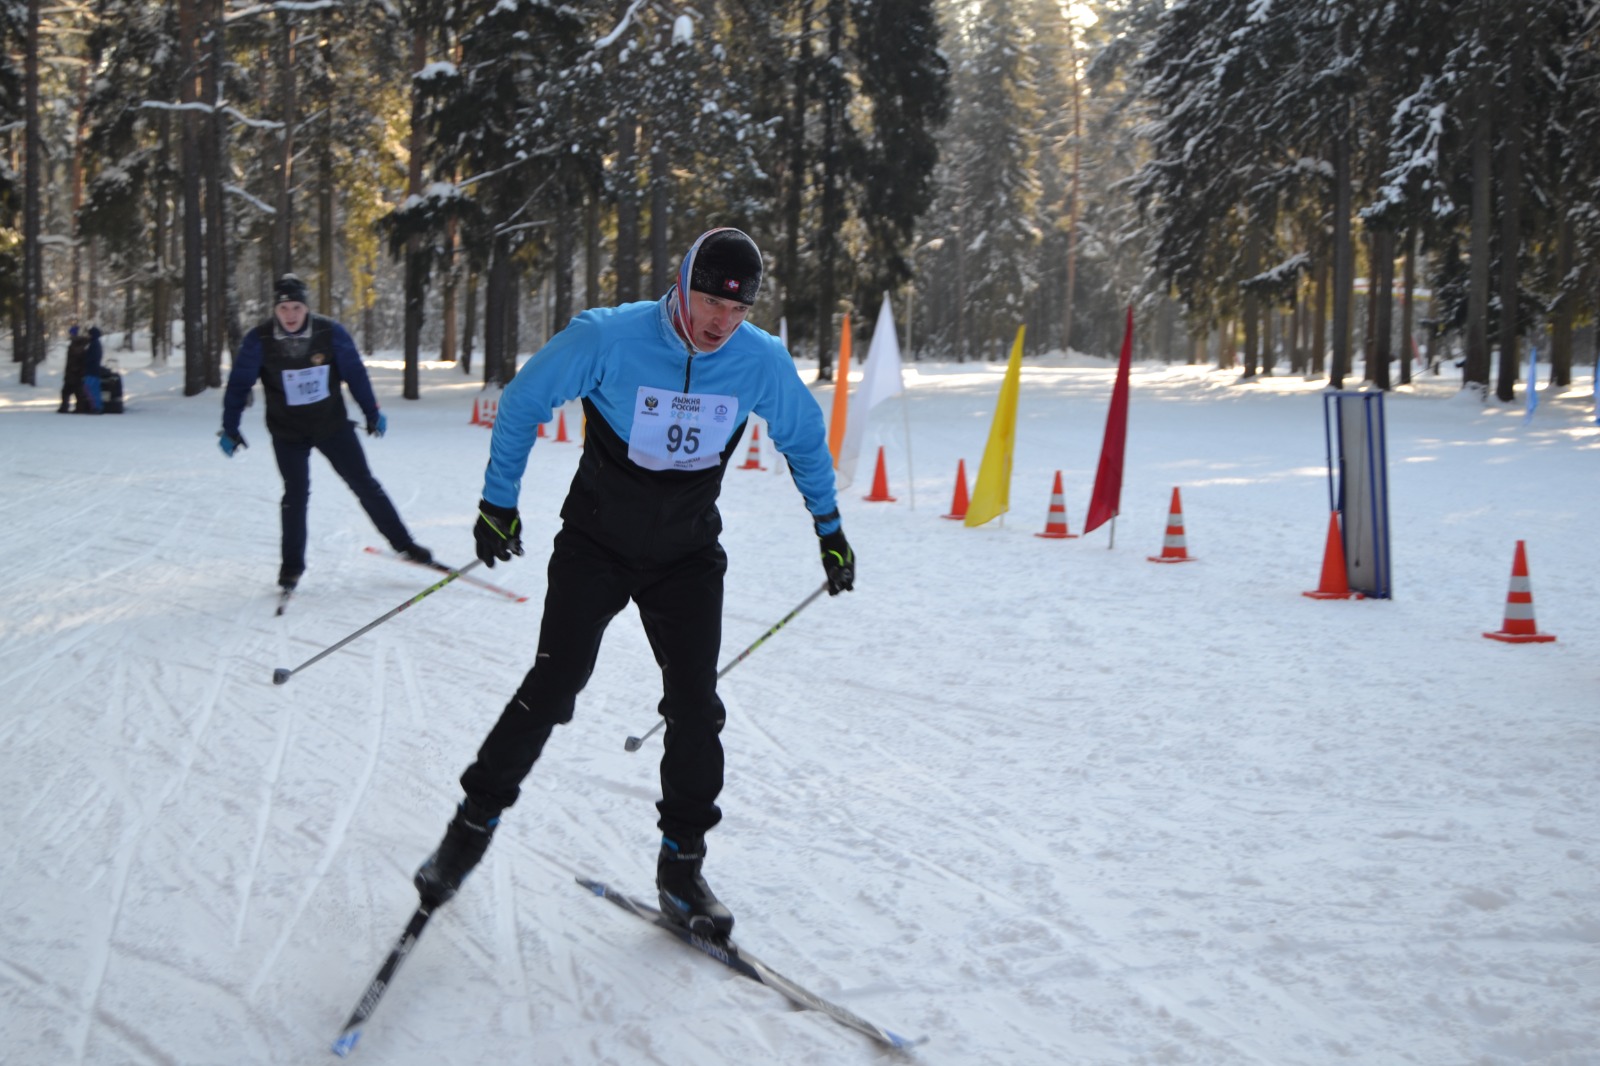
[1524,345,1538,425]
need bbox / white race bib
[627,386,740,472]
[281,365,331,406]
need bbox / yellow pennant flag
[827,313,853,466]
[965,325,1026,527]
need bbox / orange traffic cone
[863,446,897,502]
[1035,471,1078,539]
[1147,487,1195,563]
[1483,540,1556,643]
[480,393,498,428]
[470,395,485,425]
[942,460,970,520]
[1303,512,1363,599]
[537,420,547,438]
[555,409,570,443]
[739,423,767,470]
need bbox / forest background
[2,0,1598,403]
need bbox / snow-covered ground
[2,339,1597,1066]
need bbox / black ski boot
[278,566,303,592]
[414,800,498,907]
[657,835,734,936]
[400,543,434,565]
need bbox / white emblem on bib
[282,365,331,406]
[628,386,739,472]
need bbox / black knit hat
[274,273,309,306]
[686,229,762,306]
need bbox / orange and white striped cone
[1483,540,1556,643]
[739,423,767,470]
[942,460,970,520]
[555,409,570,443]
[1147,487,1195,562]
[863,446,897,502]
[1035,471,1077,539]
[1303,511,1363,600]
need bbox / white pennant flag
[836,293,906,489]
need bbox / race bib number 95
[627,386,740,472]
[281,365,331,406]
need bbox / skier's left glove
[475,500,524,567]
[818,527,855,595]
[366,411,387,438]
[218,429,247,458]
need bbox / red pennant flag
[1083,306,1133,535]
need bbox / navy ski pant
[460,526,728,841]
[271,423,412,575]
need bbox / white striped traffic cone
[1034,471,1077,539]
[1483,540,1556,643]
[1147,487,1195,563]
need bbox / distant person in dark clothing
[60,327,88,413]
[81,327,106,414]
[219,273,432,591]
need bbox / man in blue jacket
[414,228,855,936]
[219,274,431,591]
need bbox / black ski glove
[474,499,524,567]
[818,528,855,595]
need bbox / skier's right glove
[474,499,524,567]
[218,429,247,458]
[818,527,855,595]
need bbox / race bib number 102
[281,365,332,406]
[627,386,740,472]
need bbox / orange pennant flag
[828,314,852,466]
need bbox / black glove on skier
[474,499,524,567]
[818,527,855,595]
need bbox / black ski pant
[460,526,728,842]
[271,423,413,576]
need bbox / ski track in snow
[2,353,1598,1065]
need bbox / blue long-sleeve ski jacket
[485,293,840,560]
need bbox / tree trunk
[1312,255,1328,377]
[814,0,845,379]
[584,182,601,310]
[203,0,230,386]
[1550,211,1573,387]
[1330,123,1353,390]
[1463,64,1493,395]
[1369,225,1394,390]
[20,0,43,386]
[1399,227,1416,386]
[783,0,813,361]
[1494,28,1524,404]
[615,118,640,303]
[1062,17,1081,355]
[554,175,576,332]
[152,112,171,363]
[179,0,207,396]
[648,133,670,299]
[273,13,296,276]
[462,267,477,375]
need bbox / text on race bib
[627,386,740,472]
[281,365,332,406]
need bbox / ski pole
[623,581,829,752]
[272,560,485,685]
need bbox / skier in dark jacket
[413,228,855,936]
[219,273,431,591]
[77,327,107,413]
[59,327,88,412]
